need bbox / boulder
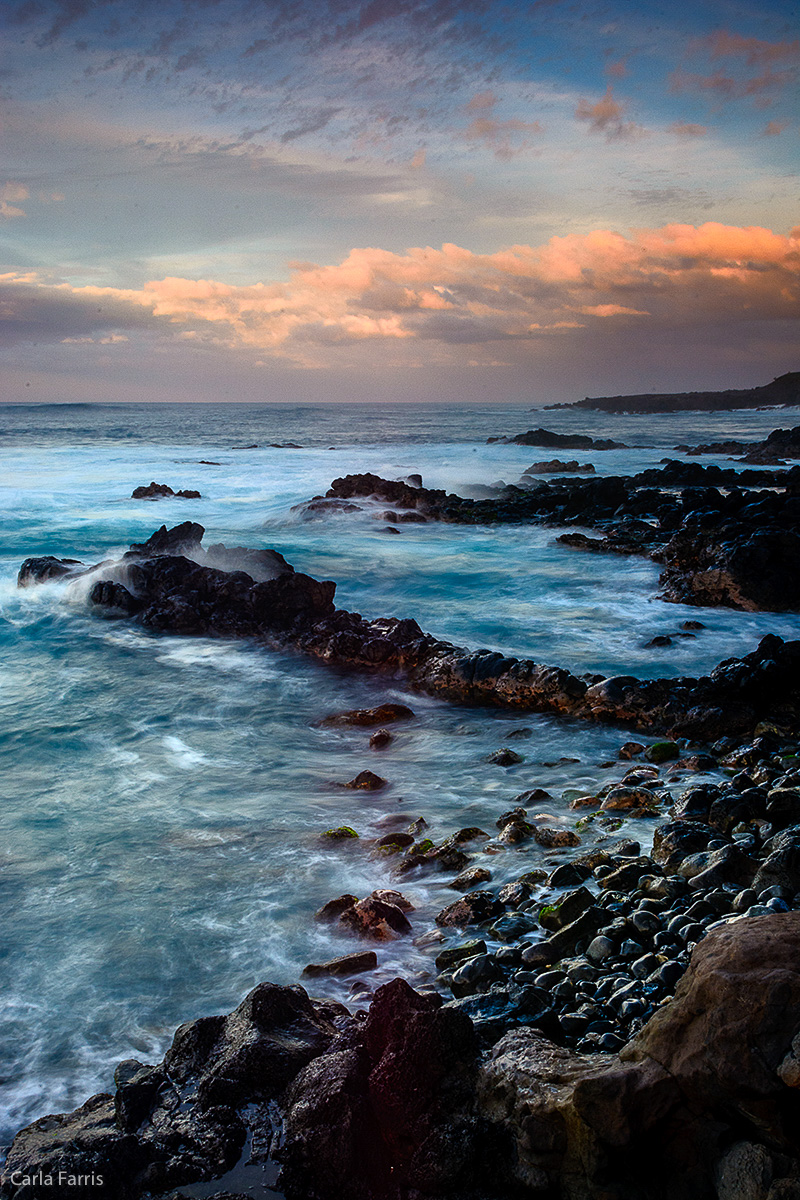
[478,914,800,1199]
[278,980,484,1200]
[435,891,505,928]
[302,952,378,978]
[339,896,412,940]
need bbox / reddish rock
[320,703,415,727]
[435,891,504,928]
[340,896,412,941]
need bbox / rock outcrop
[17,524,800,740]
[299,465,800,613]
[0,983,347,1200]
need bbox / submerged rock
[320,703,415,727]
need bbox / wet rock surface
[298,458,800,612]
[0,983,346,1200]
[131,482,201,499]
[17,524,800,741]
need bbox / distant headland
[546,370,799,413]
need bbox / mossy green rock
[323,826,359,840]
[645,741,680,763]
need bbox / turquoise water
[1,400,799,1146]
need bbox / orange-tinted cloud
[605,58,628,78]
[462,92,544,158]
[1,224,797,365]
[671,66,796,100]
[762,120,789,136]
[702,30,800,67]
[575,86,646,140]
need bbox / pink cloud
[1,224,797,367]
[605,58,628,78]
[464,115,544,159]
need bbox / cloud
[575,86,646,140]
[762,120,789,136]
[1,223,797,368]
[673,30,799,105]
[667,121,708,137]
[670,66,796,101]
[0,181,29,218]
[604,58,628,79]
[280,107,342,144]
[461,91,544,157]
[701,30,800,68]
[0,273,166,347]
[464,115,544,158]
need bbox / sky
[0,0,798,405]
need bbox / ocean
[2,398,800,1149]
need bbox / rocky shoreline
[3,702,800,1200]
[6,488,800,1199]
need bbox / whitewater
[2,398,800,1149]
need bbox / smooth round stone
[758,884,792,902]
[680,922,705,943]
[494,945,523,963]
[667,913,689,934]
[766,898,790,912]
[610,980,642,1008]
[620,997,647,1021]
[552,980,576,1000]
[732,888,757,912]
[658,961,686,988]
[585,1018,616,1035]
[684,899,714,922]
[566,961,599,982]
[598,1032,625,1052]
[631,910,661,934]
[594,975,624,1000]
[452,954,496,986]
[512,970,538,984]
[533,969,566,989]
[744,904,773,917]
[490,913,539,942]
[653,931,679,950]
[586,935,615,964]
[631,953,661,980]
[559,1012,589,1036]
[618,939,644,960]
